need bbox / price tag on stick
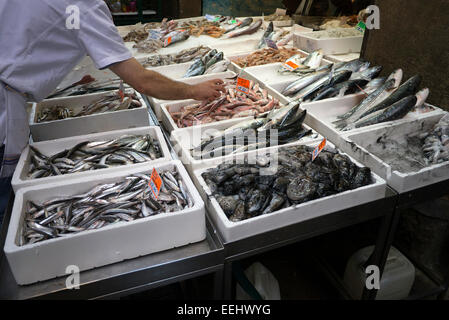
[283,59,300,71]
[148,168,162,199]
[312,138,327,161]
[236,77,251,94]
[164,36,172,47]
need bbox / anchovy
[27,134,162,179]
[20,169,193,246]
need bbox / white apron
[0,83,29,177]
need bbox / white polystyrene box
[192,140,387,242]
[160,72,291,133]
[30,91,150,142]
[12,126,171,192]
[170,120,321,176]
[5,160,205,285]
[339,112,449,193]
[295,28,363,55]
[301,95,446,150]
[147,70,238,120]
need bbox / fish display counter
[192,140,387,242]
[5,160,205,285]
[339,112,449,193]
[12,126,171,192]
[29,90,150,142]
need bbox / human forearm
[137,70,194,100]
[109,58,225,101]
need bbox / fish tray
[170,120,321,176]
[29,91,150,142]
[324,52,361,63]
[12,126,171,192]
[339,112,449,193]
[267,78,364,105]
[4,160,205,285]
[147,70,238,120]
[300,94,445,150]
[294,28,363,55]
[160,72,291,133]
[147,60,237,81]
[240,56,332,86]
[192,140,387,242]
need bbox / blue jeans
[0,145,12,228]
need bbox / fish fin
[332,119,347,129]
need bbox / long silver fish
[334,69,403,129]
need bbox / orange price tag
[118,80,125,102]
[284,60,299,71]
[148,168,162,199]
[312,138,327,161]
[164,36,172,47]
[236,77,250,94]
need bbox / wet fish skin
[358,74,422,119]
[228,19,262,38]
[335,69,403,129]
[351,95,418,129]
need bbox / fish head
[357,61,371,72]
[387,69,403,89]
[415,88,429,107]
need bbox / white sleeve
[75,0,132,69]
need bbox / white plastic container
[30,91,150,142]
[302,95,445,150]
[159,70,293,132]
[295,28,363,55]
[4,160,205,285]
[170,120,321,175]
[292,24,314,48]
[192,140,387,242]
[243,55,332,86]
[12,126,171,192]
[147,71,238,120]
[343,246,415,300]
[147,61,236,80]
[339,113,449,193]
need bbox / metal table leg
[223,262,233,300]
[362,205,401,300]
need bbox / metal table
[220,187,399,299]
[0,196,224,300]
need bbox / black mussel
[286,177,317,202]
[247,189,266,215]
[229,200,246,222]
[272,176,290,193]
[352,167,372,188]
[217,195,238,217]
[262,192,286,214]
[256,175,276,185]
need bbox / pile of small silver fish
[191,103,313,160]
[334,70,430,131]
[142,46,211,67]
[201,145,372,222]
[183,49,228,77]
[38,90,141,122]
[280,55,385,101]
[419,114,449,165]
[20,169,193,245]
[28,134,162,179]
[169,79,281,128]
